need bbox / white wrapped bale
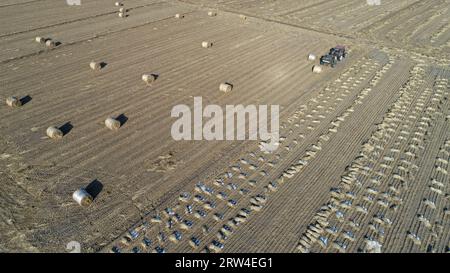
[46,126,63,140]
[90,61,101,70]
[119,7,125,13]
[208,11,217,17]
[219,83,233,93]
[118,12,125,18]
[175,13,184,19]
[45,40,56,48]
[105,117,121,130]
[312,65,322,74]
[142,74,156,84]
[72,188,93,207]
[202,41,212,48]
[308,53,316,61]
[115,2,122,6]
[6,96,22,108]
[35,37,46,44]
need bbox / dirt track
[0,0,449,253]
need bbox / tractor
[320,46,347,68]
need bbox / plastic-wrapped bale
[46,126,63,140]
[202,41,212,48]
[45,39,56,48]
[118,12,126,18]
[312,65,322,74]
[142,74,156,84]
[308,53,316,61]
[72,188,93,207]
[175,13,184,19]
[115,2,122,6]
[219,83,233,93]
[119,7,126,13]
[90,61,101,70]
[35,37,46,44]
[6,96,22,108]
[105,117,121,130]
[208,11,217,17]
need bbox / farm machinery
[320,45,347,68]
[311,45,348,73]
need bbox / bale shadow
[59,122,73,136]
[19,95,32,106]
[85,179,103,200]
[116,114,128,126]
[151,73,159,80]
[99,62,108,69]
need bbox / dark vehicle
[330,45,347,60]
[320,46,347,68]
[320,53,338,67]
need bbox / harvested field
[0,0,449,253]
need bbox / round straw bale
[142,74,156,84]
[46,126,63,139]
[219,83,233,93]
[35,37,46,44]
[105,117,121,130]
[202,41,212,48]
[72,188,93,207]
[90,61,101,70]
[312,65,322,74]
[6,96,22,108]
[308,53,316,61]
[45,39,56,48]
